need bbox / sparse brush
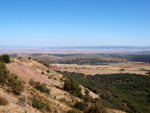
[45,103,51,112]
[0,95,9,106]
[67,108,81,113]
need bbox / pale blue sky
[0,0,150,47]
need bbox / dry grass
[0,95,9,106]
[55,62,150,75]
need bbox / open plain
[54,62,150,75]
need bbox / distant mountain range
[1,46,150,54]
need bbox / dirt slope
[6,61,56,86]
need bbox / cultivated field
[54,61,150,75]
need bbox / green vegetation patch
[29,79,50,95]
[0,62,24,95]
[56,70,150,113]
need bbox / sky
[0,0,150,47]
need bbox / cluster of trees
[0,62,24,94]
[63,77,107,113]
[56,70,150,113]
[68,102,107,113]
[128,54,150,63]
[58,58,119,65]
[0,54,10,63]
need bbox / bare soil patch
[6,61,56,86]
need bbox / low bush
[29,79,35,86]
[84,102,107,113]
[29,79,50,95]
[59,98,66,102]
[19,95,26,102]
[74,102,88,111]
[67,108,81,113]
[45,103,51,112]
[41,72,45,75]
[46,70,50,73]
[28,57,31,59]
[60,78,64,82]
[35,83,50,95]
[7,73,25,95]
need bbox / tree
[64,78,81,96]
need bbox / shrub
[7,73,25,95]
[67,108,81,113]
[41,72,45,75]
[29,79,35,86]
[0,63,25,95]
[28,57,31,59]
[74,102,88,111]
[60,78,64,82]
[83,95,92,102]
[46,70,50,73]
[59,98,66,102]
[35,82,50,95]
[84,102,107,113]
[54,78,57,80]
[19,95,26,102]
[45,103,51,112]
[32,96,45,109]
[0,95,9,105]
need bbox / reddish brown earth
[6,61,56,86]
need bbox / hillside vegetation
[0,55,112,113]
[56,70,150,113]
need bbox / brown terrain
[55,62,150,75]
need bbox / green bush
[7,73,25,95]
[32,96,45,109]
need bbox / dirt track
[6,61,56,86]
